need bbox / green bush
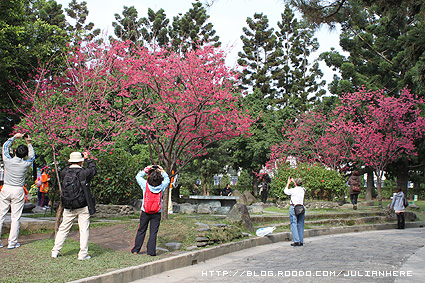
[271,162,346,201]
[91,146,150,204]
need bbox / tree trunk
[201,174,207,196]
[366,169,374,201]
[54,204,64,233]
[161,186,169,220]
[375,171,383,208]
[252,173,259,196]
[52,146,63,235]
[396,161,409,198]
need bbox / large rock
[165,242,182,250]
[179,205,197,214]
[243,191,257,205]
[226,204,253,232]
[23,203,36,213]
[232,190,247,205]
[197,205,213,214]
[405,211,417,221]
[248,205,263,214]
[212,206,231,215]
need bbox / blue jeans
[289,205,305,243]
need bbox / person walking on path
[284,177,306,247]
[348,170,361,210]
[131,165,170,256]
[390,188,406,229]
[0,133,35,249]
[51,151,97,260]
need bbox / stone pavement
[130,228,425,283]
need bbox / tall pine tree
[274,5,326,111]
[237,12,277,97]
[64,0,100,41]
[140,8,170,48]
[169,1,220,52]
[112,6,143,45]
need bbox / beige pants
[0,184,25,246]
[52,206,90,259]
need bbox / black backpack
[61,169,87,209]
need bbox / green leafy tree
[169,1,220,52]
[226,88,285,195]
[0,0,69,142]
[31,0,66,29]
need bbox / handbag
[294,204,305,216]
[403,196,409,208]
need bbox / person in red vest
[131,165,169,256]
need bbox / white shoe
[0,243,3,248]
[7,242,20,249]
[51,251,60,258]
[78,255,91,260]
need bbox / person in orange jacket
[39,168,50,207]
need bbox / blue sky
[56,0,343,86]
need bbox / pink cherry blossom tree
[120,45,253,218]
[267,110,351,172]
[14,41,133,230]
[332,87,425,207]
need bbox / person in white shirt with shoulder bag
[284,177,306,247]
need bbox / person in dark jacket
[220,184,232,196]
[51,151,97,260]
[390,188,406,229]
[348,171,361,210]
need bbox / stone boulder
[165,242,182,250]
[226,204,253,232]
[212,206,231,215]
[179,205,197,214]
[23,203,36,213]
[243,191,257,206]
[232,190,247,205]
[248,205,263,214]
[405,211,417,222]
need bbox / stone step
[253,216,390,229]
[251,211,387,223]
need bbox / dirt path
[1,223,137,253]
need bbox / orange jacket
[40,173,50,193]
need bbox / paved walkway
[131,228,425,283]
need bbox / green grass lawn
[1,239,157,283]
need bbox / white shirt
[284,186,305,205]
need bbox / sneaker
[0,243,3,248]
[78,255,91,260]
[7,243,21,249]
[51,251,60,258]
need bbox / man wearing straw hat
[51,151,96,260]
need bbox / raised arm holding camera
[0,133,35,249]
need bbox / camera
[23,133,29,139]
[152,165,159,170]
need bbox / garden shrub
[271,162,346,201]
